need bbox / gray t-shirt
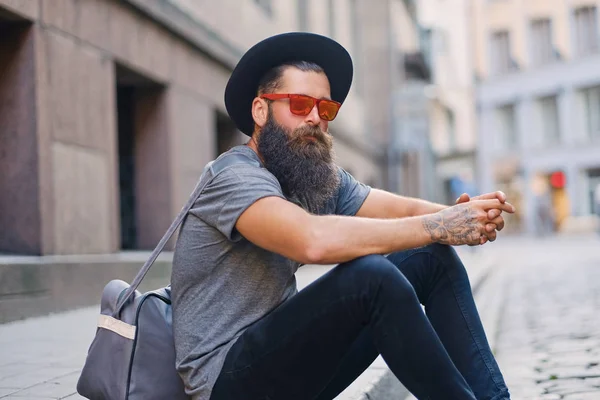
[171,145,371,399]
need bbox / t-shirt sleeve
[191,166,285,241]
[335,167,371,216]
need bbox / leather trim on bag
[98,315,136,340]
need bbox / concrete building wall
[0,0,237,255]
[1,0,417,255]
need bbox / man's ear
[251,97,268,128]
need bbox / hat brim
[224,32,353,136]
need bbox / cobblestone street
[491,235,600,400]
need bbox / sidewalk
[0,246,496,400]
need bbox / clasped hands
[454,191,515,245]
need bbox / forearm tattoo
[422,206,480,245]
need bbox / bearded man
[171,33,513,400]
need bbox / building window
[574,6,598,56]
[254,0,273,17]
[538,95,560,145]
[583,85,600,141]
[297,0,308,31]
[530,19,555,66]
[496,104,517,150]
[490,30,516,75]
[420,27,434,72]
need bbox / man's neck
[246,136,265,164]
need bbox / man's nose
[304,103,321,125]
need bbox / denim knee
[337,254,418,302]
[428,243,469,282]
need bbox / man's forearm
[407,197,448,217]
[308,213,435,265]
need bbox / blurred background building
[418,0,479,208]
[471,0,600,234]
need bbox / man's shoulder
[208,146,262,175]
[201,146,282,193]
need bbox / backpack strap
[113,150,260,316]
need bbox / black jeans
[210,244,510,400]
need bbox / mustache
[287,125,331,146]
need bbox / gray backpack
[76,153,254,399]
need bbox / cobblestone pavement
[492,235,600,400]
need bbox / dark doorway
[0,14,38,255]
[115,65,168,250]
[116,85,137,249]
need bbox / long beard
[257,114,340,214]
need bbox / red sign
[550,171,566,189]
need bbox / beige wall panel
[569,0,598,8]
[106,2,146,73]
[524,0,561,17]
[485,1,518,31]
[307,0,329,36]
[135,18,172,82]
[170,40,231,109]
[40,30,114,152]
[41,0,170,82]
[40,0,79,35]
[52,142,112,254]
[34,25,56,255]
[332,0,351,49]
[171,0,295,52]
[473,0,487,79]
[0,0,39,20]
[429,102,450,154]
[76,0,111,51]
[38,28,119,253]
[334,94,364,139]
[392,1,418,52]
[451,91,477,151]
[168,88,216,215]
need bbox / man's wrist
[414,201,448,217]
[419,214,440,245]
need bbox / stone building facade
[0,0,422,256]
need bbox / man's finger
[472,191,506,203]
[482,226,497,242]
[487,209,502,220]
[490,216,504,232]
[488,216,505,231]
[455,193,470,204]
[478,199,516,213]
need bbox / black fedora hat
[224,32,353,136]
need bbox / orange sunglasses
[260,94,342,121]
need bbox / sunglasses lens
[289,96,315,116]
[318,100,341,121]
